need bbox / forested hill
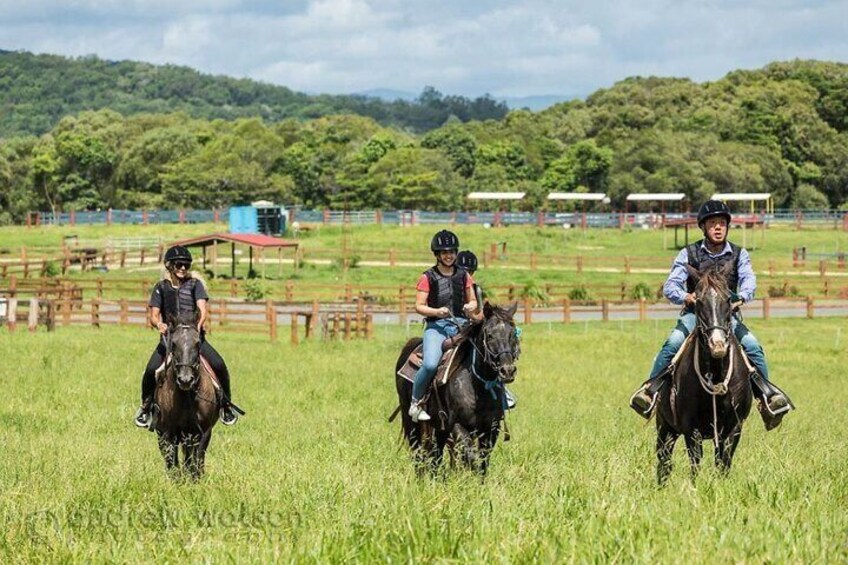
[0,50,508,137]
[1,57,848,222]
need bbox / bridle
[167,324,201,377]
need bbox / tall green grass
[1,319,845,562]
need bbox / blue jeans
[412,318,466,402]
[648,310,768,381]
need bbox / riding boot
[134,396,153,429]
[630,374,668,419]
[750,373,794,430]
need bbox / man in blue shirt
[630,200,793,427]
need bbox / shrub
[630,282,653,300]
[43,261,61,277]
[519,282,550,306]
[568,285,590,301]
[243,279,270,301]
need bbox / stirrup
[750,373,794,416]
[629,375,667,419]
[220,406,238,426]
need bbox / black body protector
[686,240,741,294]
[156,278,202,324]
[425,266,468,322]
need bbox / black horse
[151,311,220,480]
[654,266,753,485]
[394,303,520,476]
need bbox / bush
[568,285,590,301]
[630,282,653,300]
[243,279,271,301]
[519,282,550,306]
[43,261,61,277]
[768,283,800,298]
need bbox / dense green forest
[0,51,508,137]
[1,53,847,223]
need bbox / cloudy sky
[1,0,846,99]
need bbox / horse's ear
[506,302,518,319]
[685,264,702,285]
[483,301,494,318]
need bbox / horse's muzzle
[499,364,517,383]
[176,370,196,391]
[707,333,729,359]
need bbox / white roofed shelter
[711,193,773,215]
[710,193,771,249]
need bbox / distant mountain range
[356,88,574,111]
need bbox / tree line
[1,57,847,223]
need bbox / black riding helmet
[430,230,460,255]
[164,245,193,266]
[697,200,732,228]
[456,250,478,274]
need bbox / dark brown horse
[654,266,753,485]
[394,303,520,476]
[151,312,220,480]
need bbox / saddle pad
[397,344,461,387]
[155,354,222,391]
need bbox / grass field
[1,318,846,562]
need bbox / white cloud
[0,0,847,97]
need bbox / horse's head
[479,302,520,383]
[687,264,733,359]
[168,312,201,391]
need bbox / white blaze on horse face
[706,287,728,358]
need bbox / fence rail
[3,295,845,344]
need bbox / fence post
[624,256,631,275]
[267,300,277,342]
[768,260,775,277]
[398,286,407,325]
[91,299,100,328]
[285,281,294,302]
[9,275,16,298]
[562,298,571,324]
[530,253,537,271]
[344,313,352,340]
[762,297,771,320]
[96,278,103,299]
[638,298,647,322]
[139,248,145,266]
[311,299,320,336]
[806,296,814,319]
[7,298,17,331]
[230,280,238,298]
[28,298,39,331]
[819,260,826,277]
[620,281,627,301]
[523,297,532,325]
[291,314,299,346]
[389,249,396,267]
[576,256,583,274]
[601,299,609,322]
[120,299,128,325]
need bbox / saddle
[396,341,465,387]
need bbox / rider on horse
[409,230,478,423]
[134,245,239,428]
[630,200,793,425]
[456,249,517,410]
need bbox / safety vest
[425,266,468,321]
[686,240,741,294]
[157,278,202,324]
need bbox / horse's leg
[452,423,477,472]
[157,432,179,477]
[182,433,202,481]
[195,431,212,479]
[683,431,704,482]
[477,422,501,478]
[715,428,742,474]
[656,419,678,486]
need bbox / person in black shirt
[133,245,239,428]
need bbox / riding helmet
[456,250,478,273]
[697,200,732,228]
[430,230,460,254]
[164,245,193,264]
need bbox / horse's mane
[485,304,516,324]
[696,269,731,299]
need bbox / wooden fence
[4,295,844,343]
